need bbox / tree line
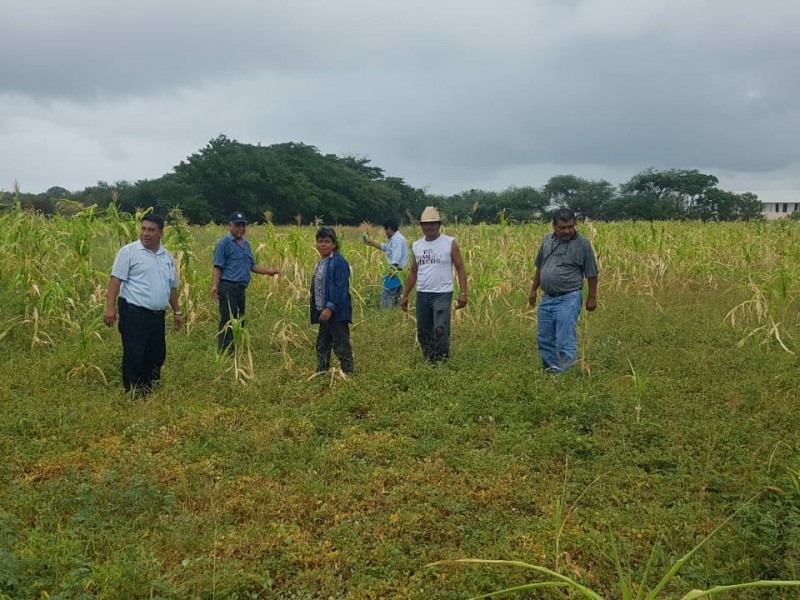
[7,134,765,224]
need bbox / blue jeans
[416,292,452,361]
[380,284,402,309]
[537,290,582,371]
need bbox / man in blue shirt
[103,214,184,395]
[211,211,281,352]
[363,219,409,308]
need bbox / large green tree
[620,169,720,217]
[542,175,614,220]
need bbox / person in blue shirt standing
[363,219,409,308]
[211,211,281,353]
[310,227,355,375]
[103,214,184,395]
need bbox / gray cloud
[2,0,798,199]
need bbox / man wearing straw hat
[363,218,409,309]
[400,207,468,362]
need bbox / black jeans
[118,298,166,393]
[316,321,355,374]
[415,291,453,362]
[218,280,247,352]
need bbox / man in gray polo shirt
[528,208,598,372]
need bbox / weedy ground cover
[1,209,799,598]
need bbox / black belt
[220,280,247,289]
[545,289,580,297]
[119,297,166,315]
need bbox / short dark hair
[315,227,338,243]
[142,214,165,230]
[552,208,576,224]
[383,219,399,232]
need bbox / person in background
[103,214,183,395]
[211,211,281,353]
[363,218,409,308]
[528,208,599,373]
[311,227,355,375]
[400,207,468,362]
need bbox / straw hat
[419,206,442,223]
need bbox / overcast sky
[2,0,798,201]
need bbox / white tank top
[413,234,455,293]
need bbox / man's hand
[528,293,537,308]
[586,297,597,312]
[400,297,409,313]
[319,308,333,322]
[211,286,219,300]
[174,313,185,331]
[266,269,281,276]
[456,293,467,310]
[103,307,116,327]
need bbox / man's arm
[400,256,418,313]
[253,265,281,276]
[364,238,383,251]
[169,287,184,330]
[211,241,226,300]
[451,240,468,310]
[211,266,222,300]
[528,269,541,307]
[585,275,598,311]
[103,276,122,327]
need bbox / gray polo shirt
[534,232,598,295]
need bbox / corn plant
[104,195,143,247]
[725,272,796,354]
[430,495,800,599]
[62,300,108,385]
[270,318,309,371]
[626,357,648,423]
[215,316,255,385]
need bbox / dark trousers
[218,280,246,352]
[316,321,355,374]
[118,298,166,393]
[416,291,453,362]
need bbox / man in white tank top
[400,207,468,362]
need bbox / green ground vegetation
[1,206,799,598]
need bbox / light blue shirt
[380,231,409,269]
[111,241,178,310]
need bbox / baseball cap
[229,211,248,224]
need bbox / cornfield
[2,206,798,374]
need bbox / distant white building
[762,201,799,219]
[755,191,800,220]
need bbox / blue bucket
[382,274,402,289]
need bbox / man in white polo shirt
[103,214,184,394]
[400,207,468,362]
